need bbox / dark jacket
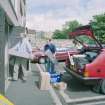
[44,43,56,54]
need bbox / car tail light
[84,69,89,77]
[78,66,85,74]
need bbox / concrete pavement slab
[6,64,54,105]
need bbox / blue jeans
[46,58,55,74]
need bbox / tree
[90,13,105,43]
[63,20,82,38]
[64,20,82,32]
[52,30,66,39]
[52,20,82,39]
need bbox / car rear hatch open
[68,25,103,79]
[69,25,103,49]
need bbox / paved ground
[58,70,105,105]
[6,62,105,105]
[62,72,102,98]
[6,64,54,105]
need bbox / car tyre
[92,80,101,93]
[101,79,105,94]
[39,57,45,64]
[65,59,70,68]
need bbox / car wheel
[92,80,101,93]
[65,59,70,68]
[39,57,45,64]
[101,79,105,94]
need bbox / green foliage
[64,20,82,32]
[90,13,105,43]
[53,13,105,42]
[52,20,81,39]
[77,36,95,45]
[53,30,68,39]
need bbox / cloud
[26,14,65,32]
[26,0,105,32]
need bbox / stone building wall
[32,39,73,49]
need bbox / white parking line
[59,90,105,104]
[67,95,105,104]
[59,90,72,103]
[49,86,62,105]
[77,101,105,105]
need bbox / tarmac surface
[6,63,105,105]
[6,64,54,105]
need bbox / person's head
[47,38,52,44]
[48,38,51,42]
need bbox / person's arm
[25,40,34,60]
[10,43,19,51]
[54,44,56,52]
[52,44,56,54]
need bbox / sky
[26,0,105,32]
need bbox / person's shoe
[21,77,27,82]
[8,77,13,81]
[11,78,18,81]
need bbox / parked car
[31,48,46,63]
[55,46,78,62]
[66,25,105,94]
[31,45,78,64]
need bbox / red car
[32,46,78,63]
[55,47,78,62]
[66,25,105,94]
[32,48,46,63]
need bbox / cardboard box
[45,72,51,90]
[9,49,33,60]
[39,72,50,90]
